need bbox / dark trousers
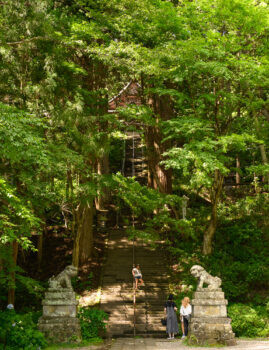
[183,316,189,336]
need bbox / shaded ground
[60,338,269,350]
[14,227,108,310]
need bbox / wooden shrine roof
[108,81,141,112]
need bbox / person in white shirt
[132,264,144,289]
[180,297,192,339]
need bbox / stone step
[119,291,169,296]
[110,311,160,317]
[107,325,132,336]
[112,274,167,279]
[106,311,166,319]
[122,332,166,338]
[100,227,170,337]
[105,264,167,274]
[119,297,167,302]
[101,287,169,294]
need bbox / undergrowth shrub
[0,309,47,350]
[78,307,108,340]
[168,195,269,304]
[71,272,93,292]
[228,303,269,337]
[207,219,269,302]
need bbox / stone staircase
[123,132,147,185]
[100,229,169,337]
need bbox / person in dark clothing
[164,294,179,339]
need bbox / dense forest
[0,0,268,348]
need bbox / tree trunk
[88,58,109,210]
[66,168,73,200]
[37,223,47,268]
[145,93,173,194]
[146,126,172,193]
[259,144,269,185]
[7,241,19,306]
[236,156,240,185]
[37,234,43,268]
[254,115,269,185]
[203,202,218,256]
[203,170,224,255]
[72,201,94,267]
[0,246,3,282]
[95,154,110,210]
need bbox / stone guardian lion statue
[48,265,78,290]
[190,265,222,290]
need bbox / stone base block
[194,290,225,299]
[38,316,81,343]
[192,299,228,306]
[43,304,78,318]
[191,316,231,324]
[45,289,76,299]
[189,318,236,346]
[193,303,227,317]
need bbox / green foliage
[113,173,184,216]
[0,175,45,298]
[228,304,269,338]
[113,173,164,216]
[164,191,269,314]
[78,307,108,340]
[204,223,269,301]
[71,273,94,292]
[0,0,118,301]
[0,103,50,298]
[163,115,263,192]
[0,264,45,307]
[205,194,269,301]
[0,309,47,350]
[0,177,39,247]
[169,195,269,303]
[118,105,155,126]
[109,139,124,174]
[0,0,268,322]
[112,173,196,241]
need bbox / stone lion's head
[65,265,78,277]
[190,265,205,278]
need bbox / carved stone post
[97,209,109,230]
[182,195,189,220]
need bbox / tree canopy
[0,0,268,307]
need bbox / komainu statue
[48,265,78,290]
[39,265,81,343]
[190,265,222,290]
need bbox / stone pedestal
[189,288,236,346]
[38,288,81,343]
